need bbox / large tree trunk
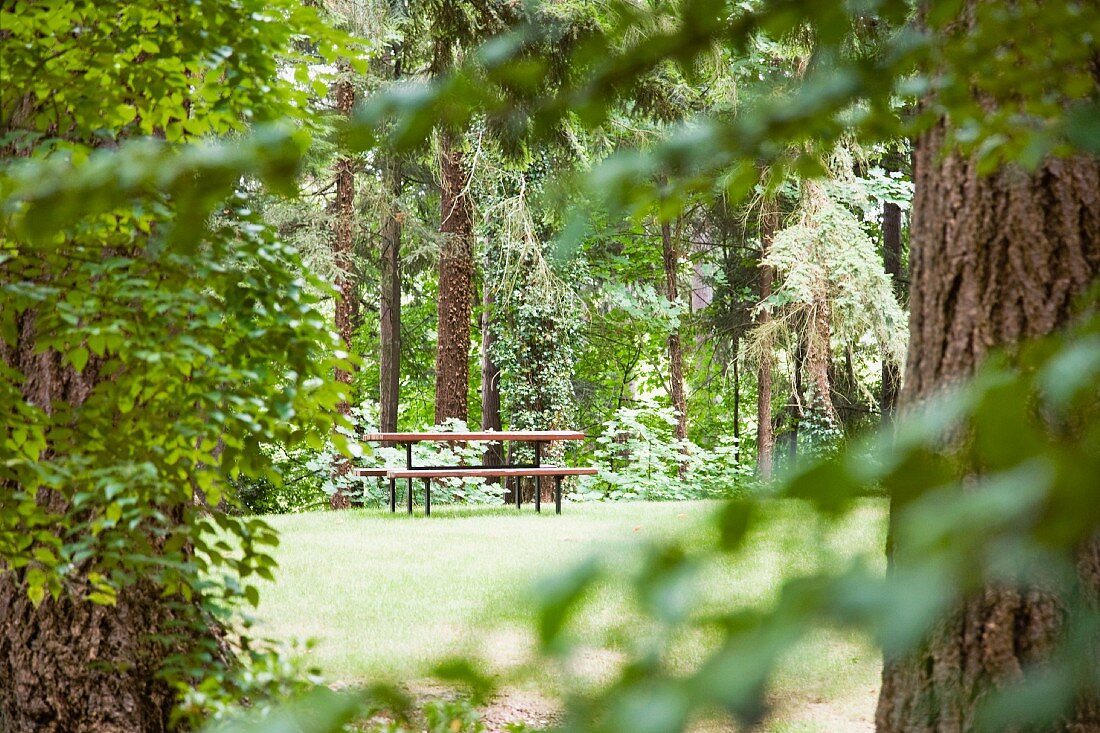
[0,316,181,732]
[379,156,402,439]
[874,118,1100,730]
[0,577,177,733]
[756,208,778,478]
[434,129,474,425]
[330,69,357,510]
[661,218,689,476]
[880,192,904,423]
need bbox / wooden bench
[355,466,597,516]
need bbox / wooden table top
[362,430,585,442]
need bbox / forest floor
[255,499,887,732]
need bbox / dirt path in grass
[402,684,877,732]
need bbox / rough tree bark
[880,187,904,423]
[661,218,689,477]
[434,130,475,425]
[0,316,179,732]
[330,68,357,510]
[756,207,778,478]
[874,114,1100,733]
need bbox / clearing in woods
[254,499,886,732]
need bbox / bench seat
[365,465,597,515]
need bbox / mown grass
[253,499,887,731]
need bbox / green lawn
[254,499,887,731]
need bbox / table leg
[407,477,413,514]
[515,475,522,509]
[555,476,562,514]
[389,477,396,513]
[535,479,541,513]
[425,478,431,517]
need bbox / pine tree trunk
[875,116,1100,731]
[662,218,689,477]
[379,157,402,440]
[756,208,777,478]
[330,70,357,510]
[880,196,904,423]
[434,130,474,425]
[481,285,503,479]
[0,316,181,732]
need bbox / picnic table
[356,431,596,516]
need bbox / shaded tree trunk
[662,218,688,477]
[880,194,904,423]
[481,285,503,478]
[434,130,474,425]
[379,156,402,439]
[875,117,1100,732]
[330,68,357,510]
[732,339,740,464]
[756,208,778,478]
[786,334,805,465]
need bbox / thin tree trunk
[804,277,837,425]
[330,68,357,510]
[379,156,402,440]
[756,207,778,478]
[875,114,1100,733]
[434,130,474,425]
[481,285,503,477]
[662,218,688,478]
[880,195,904,423]
[379,46,403,442]
[787,334,805,464]
[732,339,740,464]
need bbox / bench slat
[387,466,597,480]
[351,467,396,477]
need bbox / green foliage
[578,401,751,501]
[0,0,349,148]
